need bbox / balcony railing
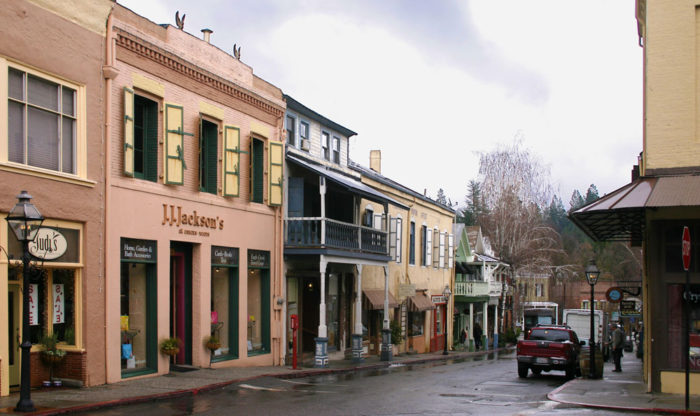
[285,217,388,255]
[454,281,489,297]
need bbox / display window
[120,238,157,377]
[211,246,239,361]
[247,250,270,355]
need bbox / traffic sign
[683,226,691,271]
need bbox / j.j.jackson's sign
[29,228,67,260]
[162,204,224,230]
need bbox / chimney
[201,28,213,43]
[370,150,381,173]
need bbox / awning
[408,293,435,311]
[363,289,399,310]
[287,154,407,209]
[569,176,700,242]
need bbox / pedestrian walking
[612,324,624,372]
[460,326,467,346]
[474,322,483,350]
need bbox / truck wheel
[531,368,542,375]
[518,364,528,378]
[565,365,576,380]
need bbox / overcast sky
[117,0,643,210]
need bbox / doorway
[8,284,20,387]
[301,277,319,352]
[170,242,192,365]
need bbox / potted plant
[40,333,66,385]
[205,335,221,352]
[159,337,181,373]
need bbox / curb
[22,347,514,416]
[547,379,700,416]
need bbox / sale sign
[53,283,64,324]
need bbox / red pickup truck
[516,325,582,379]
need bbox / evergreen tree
[569,189,585,211]
[584,184,600,204]
[436,188,447,205]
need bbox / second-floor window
[286,115,295,147]
[409,221,416,265]
[8,67,77,174]
[421,225,428,266]
[133,94,159,182]
[536,283,543,297]
[332,136,340,163]
[250,137,264,203]
[300,120,309,150]
[322,131,330,160]
[200,118,218,194]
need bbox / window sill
[0,162,96,187]
[121,367,157,379]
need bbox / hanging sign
[29,283,38,326]
[606,287,623,303]
[28,228,67,260]
[53,284,64,324]
[431,295,446,305]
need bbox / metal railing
[285,217,388,255]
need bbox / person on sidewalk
[474,322,483,350]
[612,324,625,372]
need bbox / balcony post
[315,256,329,368]
[352,264,364,363]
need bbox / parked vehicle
[562,308,610,361]
[523,302,559,335]
[516,325,582,379]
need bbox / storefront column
[315,256,328,368]
[352,264,364,363]
[482,302,489,350]
[380,266,392,361]
[469,303,474,352]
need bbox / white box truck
[562,308,610,360]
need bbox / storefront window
[667,284,700,370]
[120,238,157,377]
[52,269,75,344]
[436,307,443,335]
[247,249,270,355]
[211,266,238,360]
[408,311,424,336]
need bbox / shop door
[170,243,192,365]
[8,284,20,386]
[301,277,319,352]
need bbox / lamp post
[585,260,600,379]
[443,285,452,355]
[6,191,44,412]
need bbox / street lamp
[585,260,600,379]
[6,191,44,412]
[443,285,452,356]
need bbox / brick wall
[30,351,86,387]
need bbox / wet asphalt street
[85,351,646,415]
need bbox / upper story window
[300,120,309,151]
[286,115,296,147]
[322,131,330,160]
[332,136,340,164]
[132,94,159,182]
[7,66,79,175]
[421,225,428,266]
[409,221,416,265]
[250,137,264,203]
[200,118,218,194]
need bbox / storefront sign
[28,228,67,260]
[431,295,446,305]
[29,283,38,326]
[53,284,64,324]
[248,250,269,268]
[121,238,157,262]
[620,300,639,316]
[399,284,416,298]
[162,204,224,230]
[606,287,623,303]
[212,246,239,266]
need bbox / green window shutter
[223,125,240,197]
[164,103,190,185]
[251,139,264,203]
[123,87,135,176]
[268,142,283,206]
[199,115,204,191]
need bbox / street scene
[1,0,700,415]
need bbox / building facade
[570,0,700,394]
[0,0,112,394]
[105,4,286,384]
[351,151,455,355]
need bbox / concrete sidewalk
[549,352,700,415]
[0,346,698,415]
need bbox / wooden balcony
[285,217,388,255]
[454,281,490,297]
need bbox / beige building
[350,151,455,355]
[570,0,700,394]
[0,0,112,394]
[104,4,286,383]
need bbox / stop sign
[683,226,691,271]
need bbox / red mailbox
[290,314,299,369]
